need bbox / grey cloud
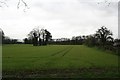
[0,0,118,39]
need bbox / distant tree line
[50,26,120,56]
[1,26,120,56]
[2,37,19,44]
[0,28,21,44]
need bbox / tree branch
[0,0,8,7]
[17,0,29,12]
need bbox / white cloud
[0,0,118,40]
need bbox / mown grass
[2,44,119,78]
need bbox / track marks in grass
[29,47,72,64]
[62,47,73,57]
[43,47,73,68]
[51,47,73,57]
[51,47,69,56]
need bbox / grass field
[2,44,119,78]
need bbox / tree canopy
[26,27,52,46]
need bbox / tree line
[0,28,20,44]
[49,26,120,56]
[0,26,120,55]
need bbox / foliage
[95,26,113,46]
[25,27,52,46]
[84,35,97,47]
[0,28,19,44]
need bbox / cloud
[0,0,118,40]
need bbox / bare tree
[0,0,28,11]
[17,0,29,11]
[0,0,8,7]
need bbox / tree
[84,35,97,47]
[95,26,113,47]
[0,28,4,38]
[82,35,86,40]
[0,0,8,7]
[23,38,28,44]
[114,39,120,56]
[0,28,5,44]
[23,37,32,44]
[28,27,52,46]
[44,29,52,45]
[0,0,28,11]
[28,28,39,46]
[17,0,28,9]
[40,28,45,45]
[114,39,120,47]
[33,32,38,46]
[38,32,41,46]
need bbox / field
[2,44,119,78]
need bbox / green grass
[2,44,119,78]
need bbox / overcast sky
[0,0,119,41]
